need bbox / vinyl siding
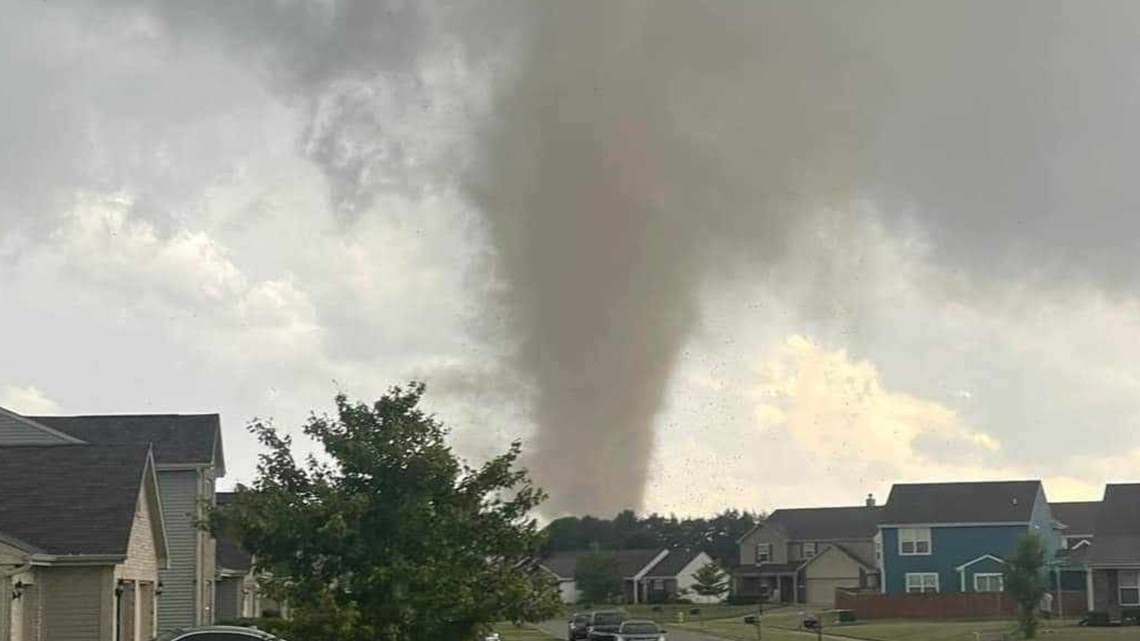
[882,525,1028,594]
[0,413,72,445]
[41,566,112,641]
[739,525,789,565]
[1029,487,1062,557]
[156,470,200,632]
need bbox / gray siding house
[214,493,260,622]
[0,445,168,641]
[0,408,225,633]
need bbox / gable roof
[30,413,224,472]
[0,444,155,558]
[215,492,253,573]
[540,548,667,580]
[881,480,1041,525]
[1050,501,1100,536]
[800,543,876,573]
[1089,484,1140,566]
[644,549,707,578]
[764,506,884,540]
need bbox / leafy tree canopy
[543,509,763,564]
[210,384,560,641]
[573,546,624,605]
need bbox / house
[0,407,226,632]
[1051,501,1098,551]
[538,548,723,604]
[0,445,168,641]
[639,549,719,604]
[1085,483,1140,618]
[878,480,1059,595]
[214,494,260,622]
[733,496,883,606]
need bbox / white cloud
[0,384,61,414]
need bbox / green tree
[690,561,729,601]
[209,384,561,641]
[574,546,623,604]
[1004,534,1048,639]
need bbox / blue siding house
[879,481,1062,594]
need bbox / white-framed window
[1120,570,1140,606]
[906,573,939,594]
[756,543,772,564]
[974,573,1004,593]
[803,542,817,558]
[899,527,932,556]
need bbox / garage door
[805,578,860,606]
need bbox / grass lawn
[679,613,1140,641]
[492,622,557,641]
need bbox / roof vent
[866,493,876,507]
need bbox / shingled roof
[644,548,707,578]
[1051,501,1100,536]
[215,492,253,572]
[540,548,666,580]
[1089,484,1140,567]
[764,505,884,540]
[0,445,154,557]
[31,414,224,471]
[881,481,1041,525]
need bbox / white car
[155,625,285,641]
[613,620,666,641]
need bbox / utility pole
[755,597,762,641]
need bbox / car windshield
[573,615,589,623]
[594,613,624,625]
[622,623,659,634]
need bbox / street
[537,619,733,641]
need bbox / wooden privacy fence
[835,589,1089,620]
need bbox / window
[650,578,664,590]
[756,543,771,563]
[803,542,817,558]
[974,573,1004,593]
[905,573,939,594]
[899,528,932,555]
[1120,570,1140,606]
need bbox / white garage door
[805,578,860,606]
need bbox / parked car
[155,626,284,641]
[569,612,591,640]
[614,620,666,641]
[586,610,627,640]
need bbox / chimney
[866,493,876,507]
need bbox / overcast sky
[4,0,1140,517]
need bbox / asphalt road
[536,620,727,641]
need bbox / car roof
[621,620,657,626]
[163,626,281,641]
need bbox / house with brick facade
[0,445,168,641]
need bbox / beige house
[0,408,225,632]
[214,493,260,622]
[0,445,168,641]
[733,497,882,606]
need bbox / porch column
[1086,568,1095,612]
[792,574,798,605]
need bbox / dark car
[615,620,666,641]
[586,610,626,640]
[568,612,591,640]
[155,625,285,641]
